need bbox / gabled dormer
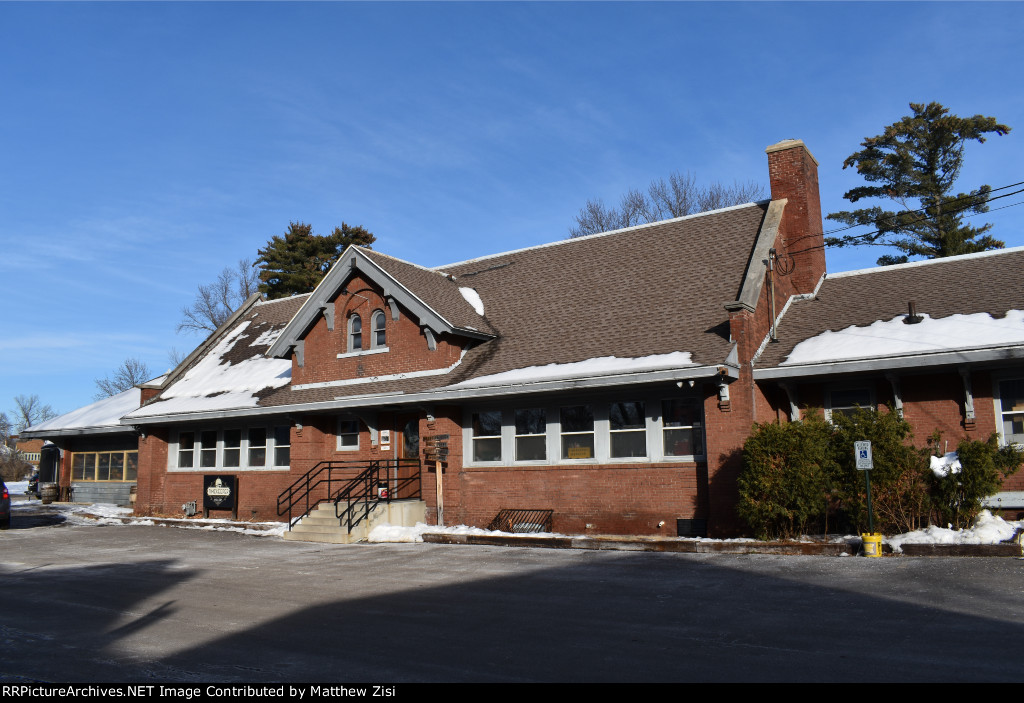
[267,246,497,390]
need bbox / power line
[820,179,1024,237]
[785,191,1024,258]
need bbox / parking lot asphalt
[2,514,1024,682]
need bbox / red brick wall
[292,272,464,387]
[767,140,826,296]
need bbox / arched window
[372,309,387,348]
[348,314,362,352]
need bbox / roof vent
[904,301,924,325]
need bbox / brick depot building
[23,139,1024,536]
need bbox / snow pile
[783,310,1024,366]
[25,387,141,433]
[127,321,292,418]
[367,522,567,543]
[451,352,695,389]
[886,511,1022,553]
[458,287,485,316]
[930,452,962,477]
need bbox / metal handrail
[277,458,421,532]
[276,459,371,529]
[335,459,421,532]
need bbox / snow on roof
[448,352,696,389]
[126,320,292,419]
[25,387,141,434]
[782,310,1024,366]
[458,287,484,316]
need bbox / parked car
[1,480,10,529]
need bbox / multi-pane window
[172,427,291,470]
[561,405,595,459]
[472,411,502,462]
[72,451,139,481]
[663,398,703,457]
[466,396,705,465]
[998,379,1024,444]
[348,314,362,352]
[515,409,546,461]
[610,401,646,458]
[372,310,387,348]
[337,418,360,450]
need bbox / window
[223,429,241,468]
[515,409,546,461]
[826,388,873,421]
[178,432,195,468]
[337,418,360,451]
[200,430,218,468]
[372,310,387,348]
[663,398,703,457]
[348,314,362,352]
[72,451,139,482]
[464,394,705,465]
[610,401,646,458]
[248,428,267,467]
[997,379,1024,445]
[171,426,290,470]
[472,411,502,462]
[560,405,595,460]
[274,426,291,467]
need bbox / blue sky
[2,1,1023,418]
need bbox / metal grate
[488,509,554,534]
[677,518,707,537]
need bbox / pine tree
[256,222,375,299]
[826,102,1011,265]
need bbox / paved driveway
[2,518,1023,682]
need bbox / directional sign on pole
[854,440,873,471]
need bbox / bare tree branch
[12,395,57,433]
[94,358,153,400]
[569,171,765,238]
[177,258,258,335]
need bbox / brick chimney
[766,139,825,295]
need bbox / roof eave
[121,364,725,425]
[754,344,1024,380]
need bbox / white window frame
[462,392,705,467]
[993,375,1024,447]
[347,313,362,353]
[371,309,387,349]
[169,425,292,472]
[336,417,361,452]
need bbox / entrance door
[397,415,420,460]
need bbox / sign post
[854,440,876,539]
[423,434,449,527]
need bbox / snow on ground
[886,511,1022,553]
[10,498,287,536]
[9,492,1022,550]
[782,310,1024,366]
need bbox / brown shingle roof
[438,202,768,379]
[361,249,497,335]
[756,248,1024,368]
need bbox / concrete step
[282,499,426,544]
